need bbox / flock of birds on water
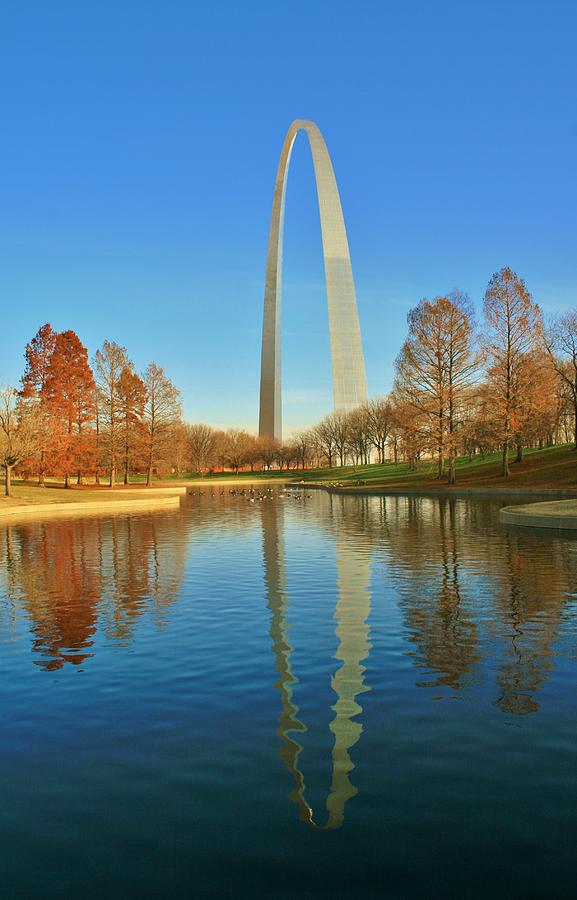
[187,486,313,503]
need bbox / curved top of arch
[259,119,368,441]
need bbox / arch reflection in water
[261,499,372,828]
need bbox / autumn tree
[171,422,192,475]
[20,323,57,399]
[0,387,40,496]
[94,341,131,487]
[274,443,295,471]
[223,429,253,471]
[394,292,478,483]
[483,267,543,476]
[43,331,96,485]
[142,363,181,486]
[389,391,427,470]
[19,323,57,484]
[117,366,146,483]
[257,436,280,470]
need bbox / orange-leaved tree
[42,330,96,486]
[394,292,478,483]
[19,323,58,484]
[482,267,543,477]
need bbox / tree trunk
[448,454,456,485]
[515,442,523,463]
[64,473,69,488]
[77,472,81,485]
[4,464,11,497]
[147,465,153,487]
[502,441,510,477]
[124,456,129,485]
[109,466,116,488]
[437,453,444,479]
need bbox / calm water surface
[2,489,577,898]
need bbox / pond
[1,488,577,898]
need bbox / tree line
[2,266,577,492]
[310,265,574,483]
[177,266,577,482]
[0,324,182,494]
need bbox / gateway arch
[258,119,368,440]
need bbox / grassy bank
[197,444,577,491]
[3,446,576,506]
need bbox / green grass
[197,444,577,490]
[4,446,576,506]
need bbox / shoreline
[0,495,181,520]
[289,482,577,500]
[499,500,577,531]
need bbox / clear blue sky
[1,0,576,431]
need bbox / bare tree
[544,311,577,448]
[290,431,315,470]
[364,396,394,463]
[188,423,219,473]
[323,410,350,466]
[94,341,131,487]
[257,436,279,470]
[314,417,336,468]
[0,387,40,496]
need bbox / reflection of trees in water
[0,510,188,670]
[347,494,576,715]
[1,488,576,708]
[1,519,101,670]
[262,498,372,828]
[99,513,188,642]
[388,498,479,691]
[286,491,577,716]
[491,531,568,716]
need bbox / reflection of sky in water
[2,491,577,897]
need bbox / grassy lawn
[3,446,576,506]
[197,444,577,490]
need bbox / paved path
[0,495,181,520]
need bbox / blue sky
[1,0,576,431]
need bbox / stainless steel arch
[258,119,368,440]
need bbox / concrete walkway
[0,495,181,521]
[500,500,577,530]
